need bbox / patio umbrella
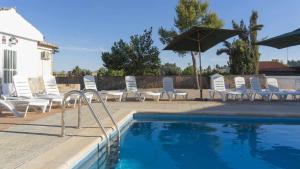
[164,26,243,99]
[256,28,300,49]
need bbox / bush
[182,65,194,75]
[161,63,182,75]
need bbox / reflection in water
[86,121,300,169]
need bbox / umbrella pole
[197,32,203,100]
[198,50,203,99]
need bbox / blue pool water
[80,116,300,169]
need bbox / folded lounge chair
[249,77,272,101]
[161,77,188,100]
[83,75,123,102]
[125,76,161,101]
[208,74,243,101]
[266,77,288,101]
[234,76,251,100]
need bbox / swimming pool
[75,114,300,169]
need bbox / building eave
[38,41,59,52]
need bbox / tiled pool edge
[17,110,135,169]
[70,111,135,169]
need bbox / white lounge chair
[0,99,25,117]
[42,75,65,109]
[266,77,288,101]
[43,75,82,108]
[0,97,48,117]
[249,77,272,101]
[83,75,123,102]
[12,75,62,112]
[234,76,251,100]
[161,77,188,100]
[284,79,300,100]
[3,76,50,116]
[124,76,161,101]
[208,74,243,101]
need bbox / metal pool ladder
[60,90,121,153]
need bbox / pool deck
[1,91,300,169]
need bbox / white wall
[38,48,53,77]
[0,33,53,94]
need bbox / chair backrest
[43,75,60,95]
[234,76,247,91]
[13,75,33,98]
[83,75,98,90]
[211,75,226,91]
[125,76,138,92]
[267,78,279,92]
[250,77,263,92]
[162,77,175,92]
[295,79,300,90]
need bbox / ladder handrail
[61,90,111,149]
[82,89,121,142]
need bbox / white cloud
[60,46,107,53]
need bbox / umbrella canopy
[164,26,243,52]
[256,28,300,49]
[163,26,243,99]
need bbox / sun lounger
[266,77,288,101]
[125,76,160,101]
[161,77,188,100]
[43,75,83,108]
[1,95,48,117]
[209,74,243,101]
[0,99,25,117]
[12,75,57,111]
[283,79,300,100]
[83,75,123,102]
[234,76,251,100]
[249,77,272,101]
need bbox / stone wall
[55,76,209,90]
[28,77,80,94]
[25,74,298,94]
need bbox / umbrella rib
[198,30,216,42]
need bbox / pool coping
[17,110,135,169]
[17,109,300,169]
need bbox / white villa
[0,8,58,94]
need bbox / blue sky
[1,0,300,71]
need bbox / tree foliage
[102,28,161,76]
[68,66,91,77]
[288,60,300,67]
[159,0,223,88]
[217,11,263,75]
[182,65,194,75]
[160,63,182,75]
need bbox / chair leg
[103,95,108,102]
[118,95,123,102]
[48,101,53,112]
[25,105,30,117]
[166,93,171,101]
[221,93,226,102]
[208,91,212,100]
[41,105,47,113]
[73,99,77,108]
